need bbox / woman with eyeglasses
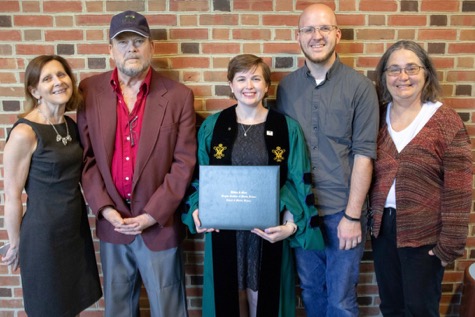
[370,40,472,316]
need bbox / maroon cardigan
[370,104,472,263]
[77,69,197,251]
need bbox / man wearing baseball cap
[77,10,196,317]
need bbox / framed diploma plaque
[198,165,280,230]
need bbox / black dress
[11,117,102,317]
[232,122,267,292]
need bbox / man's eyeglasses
[298,25,338,35]
[128,116,138,147]
[384,65,425,77]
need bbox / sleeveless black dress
[10,117,102,317]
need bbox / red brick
[296,1,335,11]
[55,15,74,27]
[0,73,16,84]
[447,71,475,82]
[170,29,208,40]
[263,43,300,54]
[419,29,457,40]
[148,1,167,12]
[154,43,179,55]
[243,43,262,54]
[104,1,145,12]
[45,30,83,41]
[457,57,475,68]
[451,15,475,26]
[202,43,240,54]
[170,57,210,69]
[85,1,103,12]
[188,85,212,97]
[16,44,54,55]
[263,15,298,26]
[85,30,105,41]
[21,1,39,12]
[449,43,475,54]
[431,57,455,69]
[359,0,398,11]
[180,15,198,26]
[14,15,53,27]
[398,29,416,39]
[212,28,231,40]
[460,30,475,41]
[356,29,395,40]
[274,29,294,41]
[275,0,293,11]
[421,0,460,12]
[388,15,427,26]
[337,42,364,54]
[76,14,111,27]
[233,29,271,41]
[144,15,178,27]
[444,98,475,110]
[200,14,239,26]
[169,0,209,11]
[338,14,366,26]
[233,0,273,11]
[0,30,21,41]
[43,1,82,12]
[241,14,260,26]
[183,71,201,83]
[77,44,109,55]
[0,1,20,12]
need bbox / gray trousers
[100,236,188,317]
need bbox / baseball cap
[109,10,150,40]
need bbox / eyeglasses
[298,25,338,35]
[128,116,138,147]
[384,65,425,77]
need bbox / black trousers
[371,208,445,317]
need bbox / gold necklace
[37,108,72,146]
[240,123,253,137]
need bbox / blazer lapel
[133,72,167,184]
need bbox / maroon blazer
[77,69,196,251]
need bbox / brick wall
[0,1,474,316]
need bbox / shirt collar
[109,67,152,96]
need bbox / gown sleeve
[281,117,324,250]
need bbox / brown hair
[227,54,271,99]
[22,55,82,116]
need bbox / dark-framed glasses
[298,25,338,35]
[384,65,425,77]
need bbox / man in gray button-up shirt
[276,3,379,317]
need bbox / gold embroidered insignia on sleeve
[213,143,227,159]
[272,146,286,162]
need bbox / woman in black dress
[2,55,102,317]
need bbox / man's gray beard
[117,62,150,78]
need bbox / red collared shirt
[110,68,152,201]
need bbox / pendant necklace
[37,108,72,145]
[240,123,253,137]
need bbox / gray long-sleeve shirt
[276,57,379,216]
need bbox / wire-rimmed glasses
[298,25,338,36]
[384,65,425,77]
